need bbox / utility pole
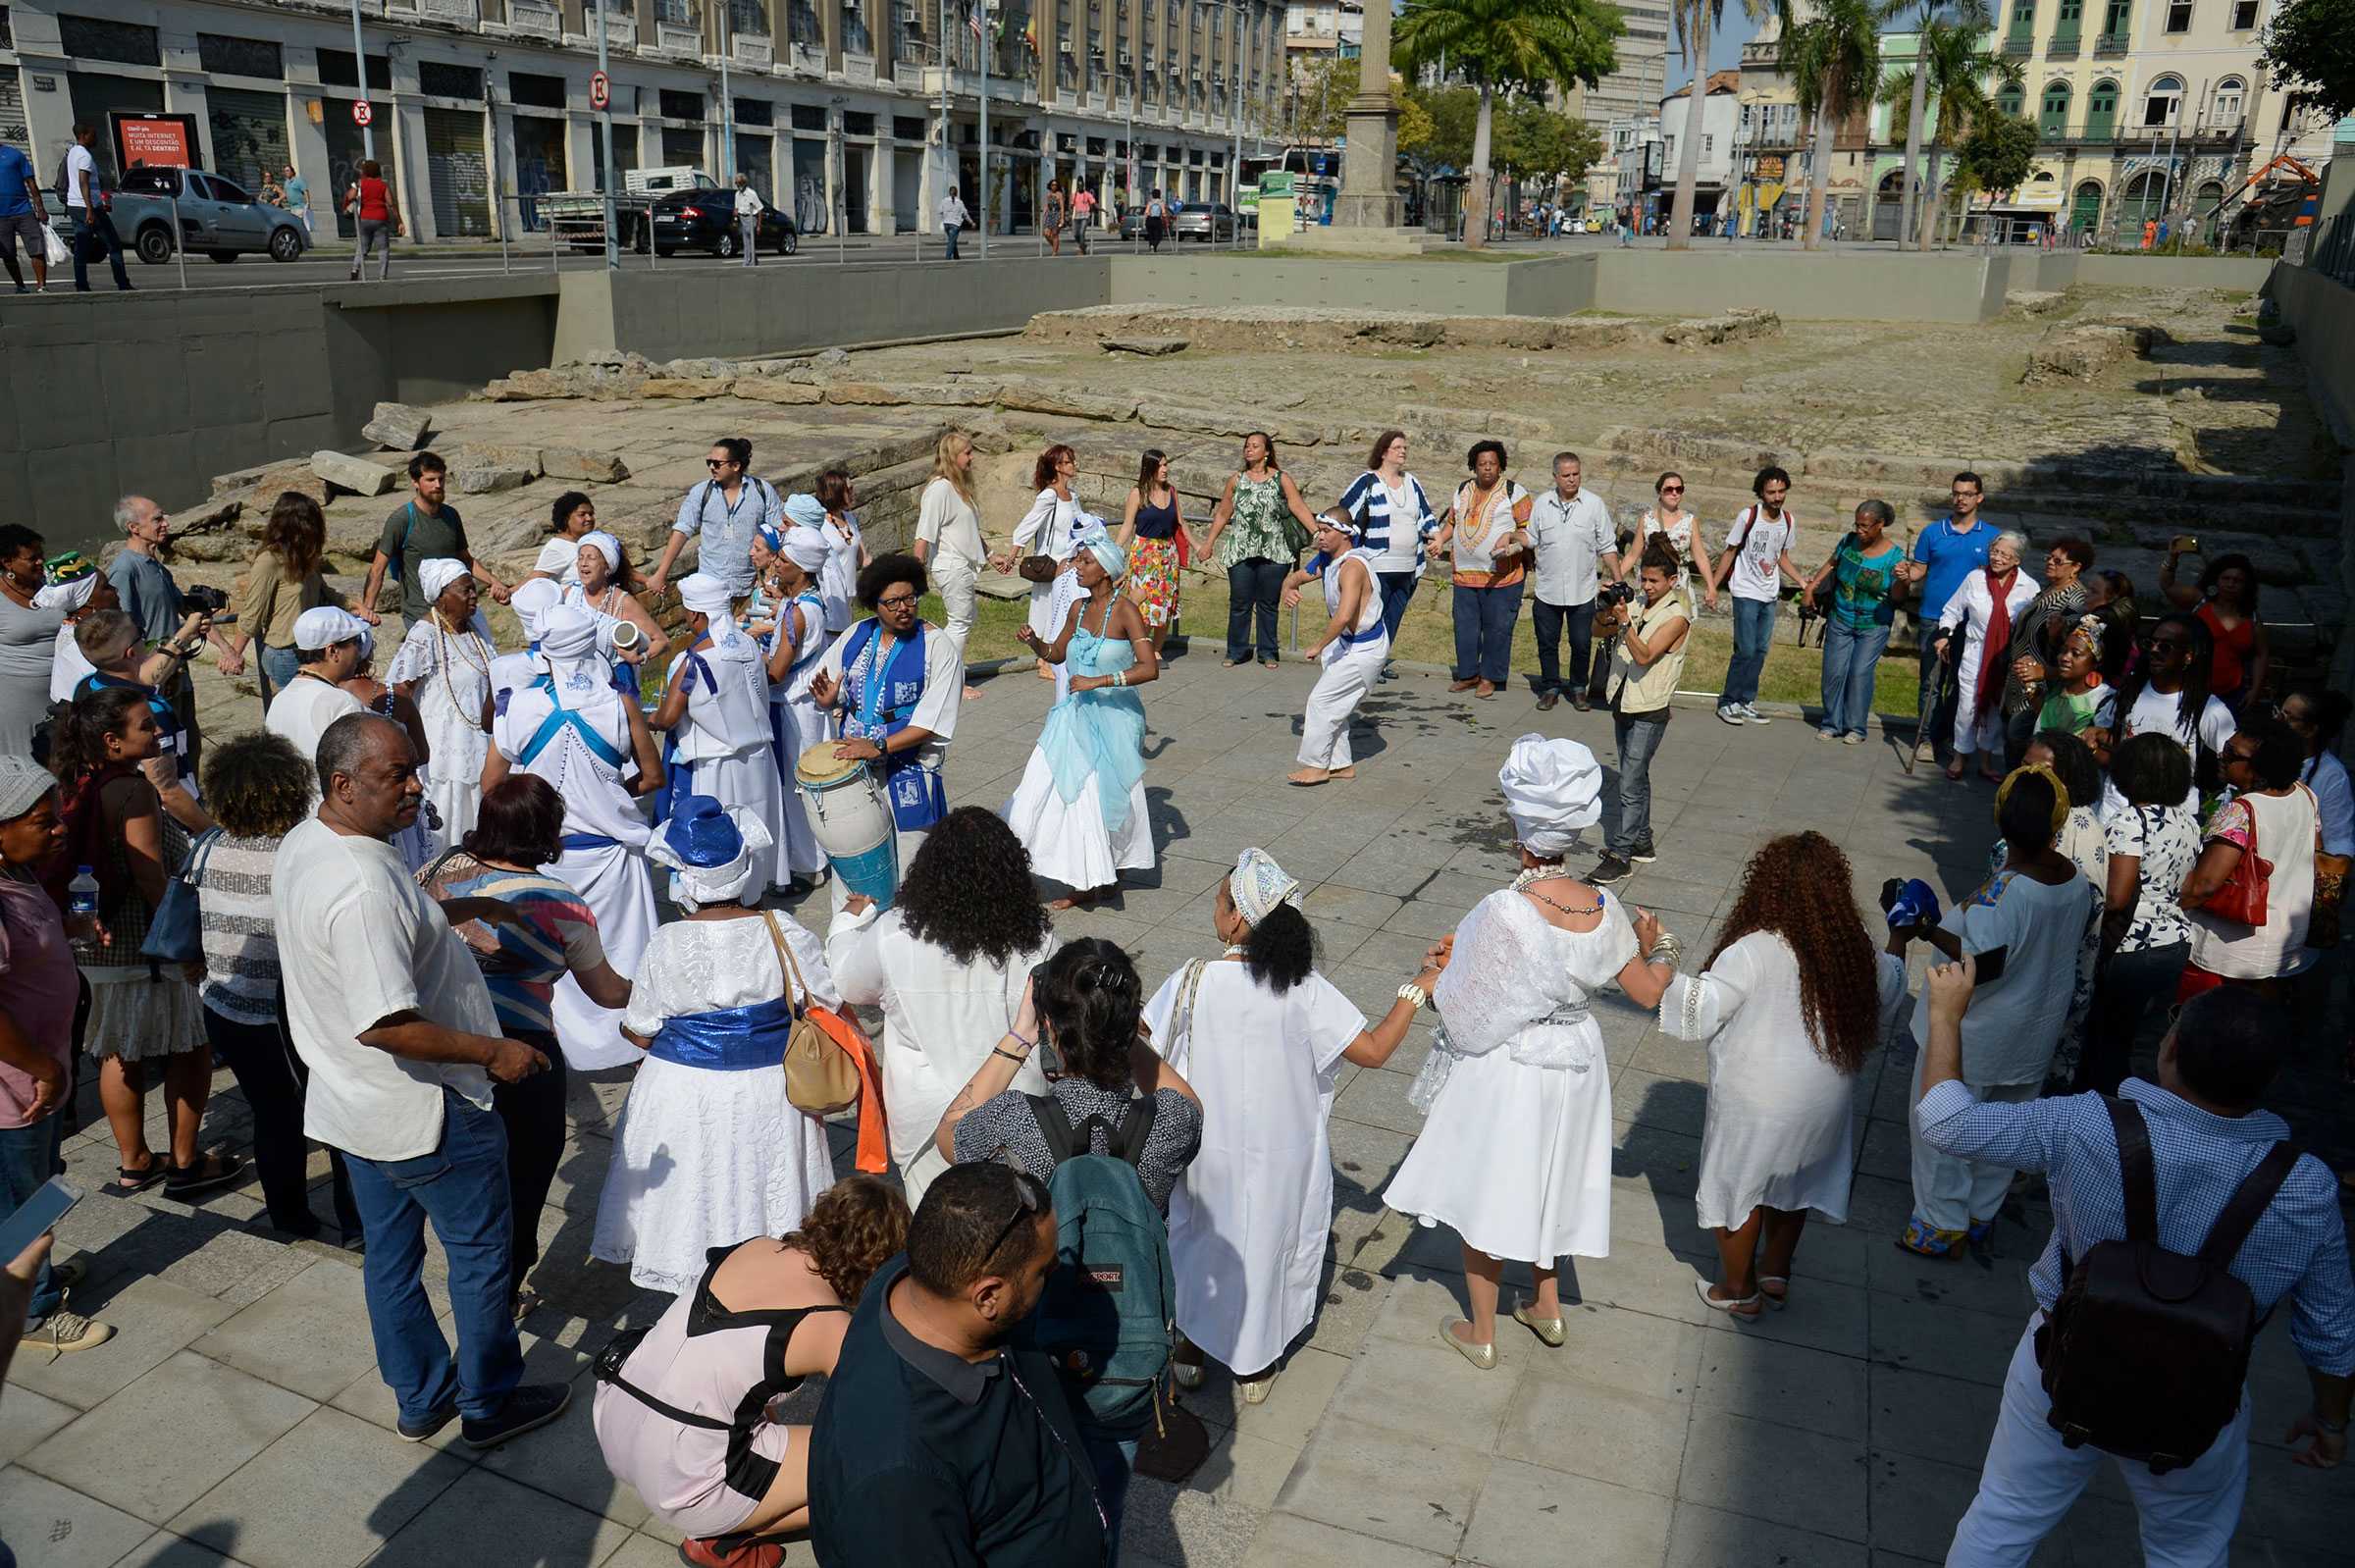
[979,0,991,255]
[595,0,618,266]
[347,0,376,160]
[719,0,734,183]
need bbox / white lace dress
[1385,887,1635,1264]
[387,616,495,856]
[590,914,842,1296]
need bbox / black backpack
[2035,1097,2299,1473]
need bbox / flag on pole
[968,2,983,38]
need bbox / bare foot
[1286,767,1331,787]
[1329,766,1357,781]
[963,685,983,700]
[1034,660,1056,680]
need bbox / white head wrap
[1230,848,1302,928]
[417,556,471,607]
[1072,515,1125,580]
[781,526,832,573]
[508,578,562,642]
[574,531,623,576]
[292,605,369,651]
[645,801,775,912]
[783,493,828,530]
[1497,733,1603,856]
[676,570,746,652]
[33,577,98,614]
[534,604,608,698]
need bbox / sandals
[1756,1277,1790,1310]
[107,1157,168,1196]
[1895,1214,1968,1259]
[164,1152,245,1200]
[1694,1278,1763,1319]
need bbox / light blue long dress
[1001,599,1154,889]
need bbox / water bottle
[67,865,100,959]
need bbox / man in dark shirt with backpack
[1915,962,2352,1564]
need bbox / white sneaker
[1741,705,1770,725]
[1717,706,1745,726]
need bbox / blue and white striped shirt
[1917,1076,2355,1376]
[1336,468,1439,575]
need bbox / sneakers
[1740,704,1770,725]
[1716,705,1746,725]
[1843,732,1866,746]
[460,1382,572,1449]
[1913,739,1938,764]
[396,1399,459,1442]
[678,1536,784,1568]
[1626,841,1657,863]
[29,1310,115,1356]
[1588,854,1635,885]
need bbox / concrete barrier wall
[1105,254,1515,314]
[1582,249,2004,322]
[1502,255,1600,317]
[2268,262,2355,445]
[2072,254,2275,290]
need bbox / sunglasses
[1659,485,1685,495]
[981,1169,1050,1264]
[706,458,732,470]
[2148,636,2190,652]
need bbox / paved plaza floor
[5,648,2351,1567]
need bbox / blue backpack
[1018,1095,1176,1437]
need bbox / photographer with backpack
[933,938,1202,1565]
[1916,962,2353,1565]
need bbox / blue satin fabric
[1041,620,1145,833]
[646,994,801,1071]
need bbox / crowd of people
[0,423,2349,1568]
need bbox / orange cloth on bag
[808,1006,890,1174]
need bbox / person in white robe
[999,447,1082,668]
[1282,510,1389,787]
[388,557,496,855]
[652,571,788,897]
[1385,735,1675,1367]
[1147,848,1437,1400]
[486,605,666,1071]
[755,523,833,887]
[590,796,840,1295]
[1934,530,2040,782]
[1650,832,1911,1316]
[488,578,565,717]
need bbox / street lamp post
[597,0,618,267]
[347,0,376,161]
[719,0,734,184]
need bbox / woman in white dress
[1620,470,1718,610]
[1935,530,2039,783]
[814,468,867,636]
[751,523,834,892]
[1149,849,1437,1400]
[1282,510,1388,788]
[388,557,496,855]
[1652,832,1909,1316]
[653,572,787,897]
[997,444,1081,679]
[485,605,667,1071]
[826,805,1059,1206]
[592,796,840,1295]
[1006,530,1159,908]
[561,530,663,685]
[1386,736,1675,1367]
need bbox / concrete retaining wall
[2263,260,2355,689]
[1105,254,1518,314]
[2073,254,2275,290]
[1583,249,2006,323]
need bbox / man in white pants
[1283,511,1388,787]
[1914,967,2353,1567]
[732,174,763,267]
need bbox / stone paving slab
[7,648,2354,1567]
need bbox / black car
[646,187,798,258]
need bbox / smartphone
[2171,535,2200,554]
[0,1176,81,1262]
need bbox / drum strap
[517,701,627,770]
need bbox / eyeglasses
[706,458,731,471]
[2148,636,2190,652]
[981,1169,1049,1265]
[1659,485,1685,495]
[876,593,919,609]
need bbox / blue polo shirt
[1911,516,1994,621]
[0,145,34,219]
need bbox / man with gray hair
[274,712,570,1449]
[104,496,239,773]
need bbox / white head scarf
[574,531,623,577]
[1230,848,1302,928]
[33,577,98,614]
[1073,515,1125,579]
[1497,733,1603,856]
[535,603,606,697]
[781,526,832,574]
[645,801,775,912]
[417,557,471,606]
[783,493,828,530]
[677,570,745,652]
[293,605,369,651]
[508,578,563,642]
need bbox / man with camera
[1525,451,1623,712]
[1590,541,1691,885]
[106,496,239,775]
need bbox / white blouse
[624,913,839,1036]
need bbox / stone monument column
[1331,0,1400,230]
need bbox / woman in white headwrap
[389,557,497,853]
[1282,510,1388,788]
[754,524,834,890]
[1147,848,1439,1402]
[488,577,565,718]
[652,571,788,897]
[1005,530,1158,907]
[1385,735,1674,1369]
[591,794,841,1295]
[35,557,113,701]
[485,604,667,1070]
[562,530,664,692]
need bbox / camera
[1596,580,1636,610]
[182,584,231,616]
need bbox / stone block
[2021,321,2158,384]
[1461,1461,1673,1568]
[209,462,276,499]
[539,447,632,484]
[1102,336,1189,355]
[24,1349,315,1523]
[1660,308,1782,346]
[365,1465,635,1568]
[636,377,727,400]
[451,461,537,496]
[820,382,911,406]
[996,381,1141,422]
[241,461,331,510]
[191,1258,378,1402]
[0,1465,156,1568]
[309,449,402,497]
[729,377,824,405]
[2005,289,2067,317]
[1274,1420,1490,1557]
[1676,1410,1867,1542]
[659,356,733,380]
[361,400,433,449]
[171,1406,471,1568]
[484,367,576,400]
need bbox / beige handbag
[765,912,860,1116]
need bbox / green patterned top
[1216,473,1293,569]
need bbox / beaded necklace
[1512,863,1602,918]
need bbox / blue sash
[517,679,628,770]
[647,993,801,1071]
[652,644,721,826]
[840,619,946,834]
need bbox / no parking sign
[351,100,374,128]
[590,72,610,111]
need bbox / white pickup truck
[540,166,714,252]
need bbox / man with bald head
[273,712,572,1450]
[105,495,238,770]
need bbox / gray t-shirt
[376,500,470,624]
[0,596,66,755]
[105,549,183,651]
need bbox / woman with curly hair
[825,806,1060,1206]
[1652,832,1910,1315]
[593,1173,910,1567]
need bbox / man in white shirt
[275,712,570,1450]
[732,173,764,268]
[1712,464,1802,726]
[62,123,131,293]
[647,437,782,601]
[1524,451,1623,712]
[937,185,970,260]
[263,607,368,771]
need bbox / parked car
[113,167,310,264]
[1174,203,1239,243]
[542,165,716,252]
[647,186,798,258]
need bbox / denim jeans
[71,208,131,291]
[1086,1434,1141,1567]
[1376,570,1419,647]
[1915,626,1959,750]
[2075,941,2189,1095]
[1611,710,1669,856]
[1450,582,1524,684]
[1531,597,1597,695]
[1225,556,1285,662]
[1720,596,1777,708]
[943,223,962,259]
[256,643,301,706]
[0,1110,66,1325]
[343,1089,525,1424]
[1818,621,1890,738]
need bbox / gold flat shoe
[1512,1302,1566,1347]
[1238,1370,1278,1404]
[1440,1317,1497,1370]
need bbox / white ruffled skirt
[1002,749,1154,891]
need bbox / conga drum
[795,743,900,909]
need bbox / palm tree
[1778,0,1895,250]
[1892,1,1943,255]
[1665,0,1766,251]
[1878,9,2018,244]
[1394,0,1622,251]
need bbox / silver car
[113,167,310,264]
[1173,202,1239,243]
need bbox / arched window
[2213,76,2245,125]
[2070,179,2104,233]
[1999,82,2025,118]
[2143,74,2182,129]
[2086,78,2120,138]
[2040,79,2073,136]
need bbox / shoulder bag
[766,911,862,1115]
[2197,798,2271,927]
[139,827,225,967]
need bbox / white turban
[417,556,470,605]
[292,605,368,651]
[33,577,98,614]
[508,577,562,641]
[574,531,623,575]
[1230,848,1302,927]
[781,526,832,573]
[534,603,607,698]
[1073,515,1125,580]
[646,799,775,913]
[1497,733,1602,856]
[678,571,733,618]
[783,493,828,529]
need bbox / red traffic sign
[351,100,374,128]
[590,72,610,111]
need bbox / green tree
[1778,0,1898,250]
[1397,87,1439,159]
[1878,7,2019,244]
[2261,0,2355,118]
[1405,83,1483,174]
[1666,0,1766,250]
[1290,54,1355,141]
[1393,0,1621,249]
[1494,97,1606,207]
[1954,108,2037,203]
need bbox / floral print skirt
[1129,536,1181,629]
